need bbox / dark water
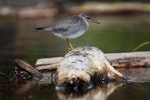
[0,14,150,100]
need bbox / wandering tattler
[36,13,100,51]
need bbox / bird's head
[79,13,100,24]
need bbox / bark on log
[105,51,150,68]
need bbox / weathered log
[35,51,150,70]
[105,51,150,68]
[55,46,124,87]
[14,46,150,88]
[35,57,62,71]
[14,59,43,78]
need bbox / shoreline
[0,2,150,19]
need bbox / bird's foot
[66,38,74,51]
[68,47,74,51]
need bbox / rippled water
[0,14,150,100]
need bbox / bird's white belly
[67,29,88,39]
[54,28,88,39]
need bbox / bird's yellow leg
[66,38,73,51]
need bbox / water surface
[0,14,150,100]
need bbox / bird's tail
[35,27,46,31]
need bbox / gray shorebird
[36,13,100,51]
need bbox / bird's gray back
[48,15,89,39]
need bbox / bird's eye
[87,16,90,19]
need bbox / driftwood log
[55,46,124,87]
[106,51,150,68]
[14,46,150,89]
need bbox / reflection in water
[15,80,38,94]
[14,79,122,100]
[0,21,17,65]
[118,67,150,82]
[57,83,122,100]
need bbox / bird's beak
[87,16,100,24]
